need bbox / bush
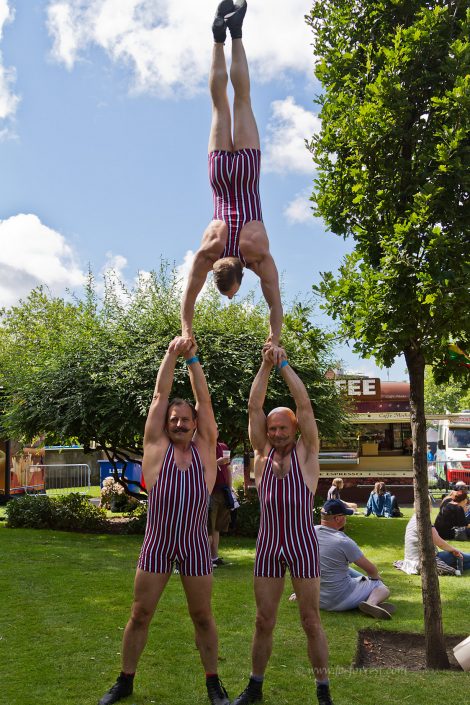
[100,476,140,512]
[6,494,57,529]
[6,493,108,532]
[125,503,148,534]
[233,486,260,537]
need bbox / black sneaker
[316,683,334,705]
[225,0,247,39]
[206,675,230,705]
[98,675,133,705]
[231,679,263,705]
[213,557,225,566]
[212,1,234,43]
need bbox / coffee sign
[335,378,381,401]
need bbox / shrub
[233,486,260,537]
[54,493,108,531]
[100,476,139,512]
[6,494,56,529]
[6,493,108,532]
[125,503,148,534]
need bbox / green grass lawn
[1,510,469,705]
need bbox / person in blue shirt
[365,482,401,518]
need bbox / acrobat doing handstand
[176,1,283,362]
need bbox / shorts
[208,489,231,534]
[332,577,386,612]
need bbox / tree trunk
[404,345,450,669]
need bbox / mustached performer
[174,1,283,364]
[98,340,230,705]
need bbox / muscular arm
[144,350,178,446]
[279,363,319,455]
[142,348,178,487]
[257,254,283,346]
[184,348,217,491]
[354,555,381,580]
[432,527,462,556]
[180,251,214,340]
[248,357,272,452]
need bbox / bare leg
[366,583,390,606]
[211,529,220,559]
[121,569,171,673]
[291,577,329,683]
[251,577,284,675]
[181,574,219,672]
[209,44,233,152]
[231,38,260,150]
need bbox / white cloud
[0,0,19,134]
[283,187,326,227]
[284,188,313,224]
[0,214,86,307]
[46,0,314,96]
[263,96,320,174]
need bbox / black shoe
[213,557,225,566]
[316,683,334,705]
[212,1,234,43]
[206,675,230,705]
[225,0,247,39]
[231,679,263,705]
[98,675,133,705]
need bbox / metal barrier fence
[28,464,91,496]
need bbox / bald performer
[232,348,334,705]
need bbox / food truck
[316,375,414,503]
[434,412,470,486]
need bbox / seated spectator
[434,490,470,540]
[365,481,401,518]
[315,499,395,619]
[395,501,470,575]
[326,477,358,513]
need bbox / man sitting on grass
[316,499,395,619]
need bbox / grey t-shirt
[316,525,363,609]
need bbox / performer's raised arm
[248,351,272,452]
[278,360,319,457]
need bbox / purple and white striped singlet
[254,446,320,579]
[138,442,212,577]
[208,148,263,264]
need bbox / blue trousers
[437,551,470,571]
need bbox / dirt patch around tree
[354,629,465,671]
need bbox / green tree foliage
[307,0,470,669]
[424,366,470,414]
[0,264,346,476]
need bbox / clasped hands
[169,335,286,367]
[168,336,197,360]
[262,342,287,368]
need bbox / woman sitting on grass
[395,499,470,575]
[434,489,470,540]
[365,481,401,518]
[326,477,358,513]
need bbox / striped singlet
[208,148,263,265]
[138,442,212,577]
[255,446,320,579]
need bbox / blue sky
[0,0,408,380]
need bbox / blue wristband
[186,356,199,366]
[279,360,289,370]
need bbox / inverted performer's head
[212,257,244,299]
